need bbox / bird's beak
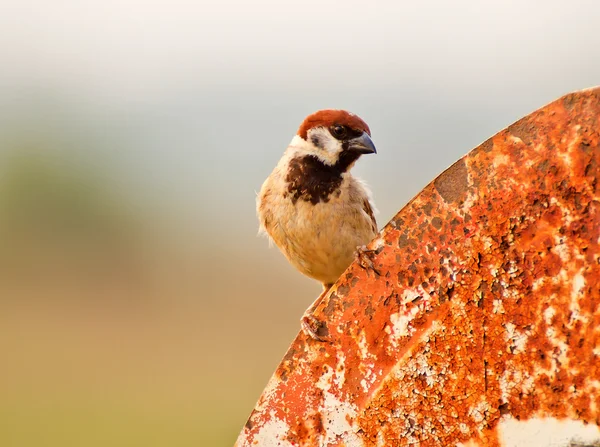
[347,132,377,155]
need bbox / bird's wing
[362,198,378,234]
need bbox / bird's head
[292,109,376,170]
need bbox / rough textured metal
[236,87,600,446]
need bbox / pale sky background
[1,1,599,445]
[2,0,600,233]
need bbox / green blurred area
[0,122,314,446]
[0,146,138,289]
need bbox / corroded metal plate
[236,87,600,447]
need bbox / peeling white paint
[493,299,506,314]
[316,364,334,393]
[572,271,585,297]
[504,322,529,354]
[320,391,363,446]
[414,355,439,388]
[356,330,377,393]
[544,306,556,325]
[499,368,535,403]
[314,361,364,445]
[376,428,388,447]
[249,417,295,447]
[334,351,347,389]
[553,240,571,262]
[497,417,600,447]
[589,380,600,415]
[389,307,419,338]
[468,399,490,424]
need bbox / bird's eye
[330,125,347,139]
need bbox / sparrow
[257,109,379,341]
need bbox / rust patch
[236,87,600,447]
[434,158,469,204]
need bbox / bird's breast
[284,155,344,206]
[258,171,376,284]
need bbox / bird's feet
[301,312,329,342]
[300,285,334,342]
[355,245,381,277]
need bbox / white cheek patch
[307,127,343,165]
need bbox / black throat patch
[285,153,360,205]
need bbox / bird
[257,109,379,340]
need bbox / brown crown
[297,109,371,140]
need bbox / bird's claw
[355,245,381,276]
[301,313,329,342]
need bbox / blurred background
[1,0,599,445]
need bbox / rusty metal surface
[236,87,600,446]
